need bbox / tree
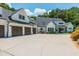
[38,12,49,17]
[29,16,37,20]
[73,19,79,26]
[38,7,79,27]
[0,3,16,11]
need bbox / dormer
[10,8,30,23]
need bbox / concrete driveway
[0,34,79,56]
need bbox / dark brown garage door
[25,27,31,35]
[33,28,36,34]
[0,25,4,37]
[12,26,22,36]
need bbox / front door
[59,28,64,33]
[33,28,36,34]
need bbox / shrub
[71,28,79,41]
[48,31,56,34]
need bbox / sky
[9,3,79,16]
[11,3,79,11]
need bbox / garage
[25,27,31,35]
[12,26,22,36]
[0,25,4,37]
[33,28,36,34]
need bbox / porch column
[64,28,66,32]
[8,26,12,37]
[4,25,8,37]
[54,27,55,32]
[31,27,33,34]
[22,26,25,35]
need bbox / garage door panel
[12,26,22,36]
[25,27,31,35]
[0,25,4,37]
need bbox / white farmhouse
[0,7,37,38]
[35,17,74,33]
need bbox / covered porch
[56,26,66,33]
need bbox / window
[22,16,25,20]
[59,23,63,24]
[68,28,72,29]
[48,28,50,31]
[48,28,54,31]
[19,14,25,20]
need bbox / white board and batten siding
[11,9,30,23]
[37,26,46,33]
[67,22,74,32]
[46,21,55,32]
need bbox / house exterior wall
[66,22,74,32]
[67,24,74,32]
[9,22,32,27]
[37,26,46,33]
[8,22,37,37]
[0,8,37,38]
[37,27,40,33]
[0,19,8,37]
[11,9,30,23]
[46,21,55,32]
[31,25,37,34]
[8,22,32,37]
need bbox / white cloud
[25,8,47,16]
[34,8,46,16]
[6,3,12,8]
[25,9,33,16]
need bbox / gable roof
[9,8,29,24]
[66,22,74,27]
[9,8,36,24]
[35,17,65,27]
[9,8,23,19]
[0,7,36,25]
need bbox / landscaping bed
[71,28,79,48]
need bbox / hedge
[71,28,79,41]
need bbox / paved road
[0,34,79,56]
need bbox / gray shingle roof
[35,17,66,27]
[1,7,13,20]
[0,7,35,25]
[65,22,73,27]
